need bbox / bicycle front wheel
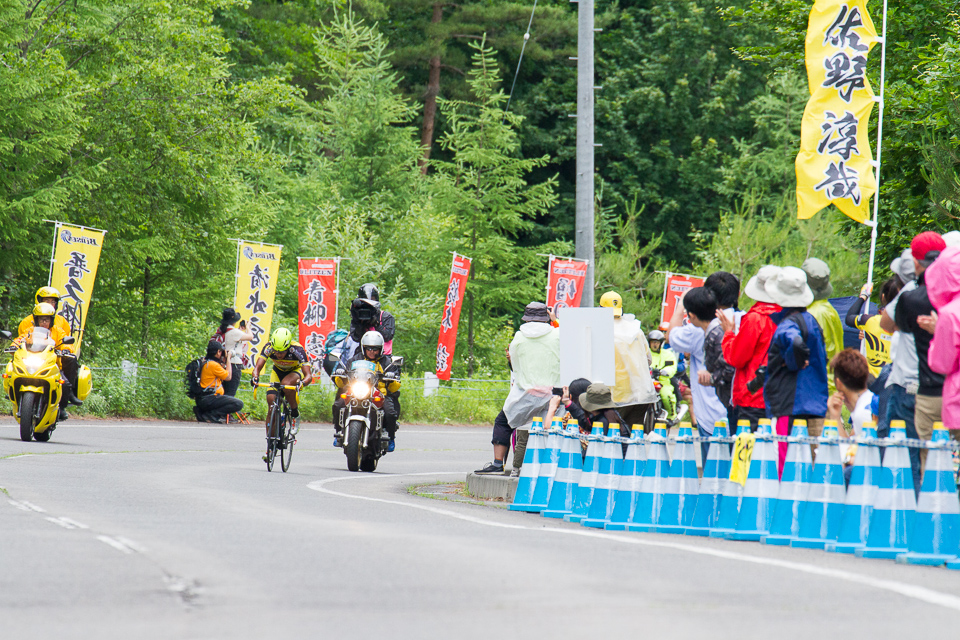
[281,411,294,473]
[265,405,281,472]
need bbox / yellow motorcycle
[2,327,92,442]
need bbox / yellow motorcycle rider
[648,330,678,418]
[18,288,83,420]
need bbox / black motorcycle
[336,357,402,472]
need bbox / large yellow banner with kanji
[796,0,878,223]
[50,223,106,353]
[234,240,282,362]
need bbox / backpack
[185,357,213,400]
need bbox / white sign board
[558,307,616,386]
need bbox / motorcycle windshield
[350,360,376,374]
[25,328,54,353]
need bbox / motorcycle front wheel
[345,421,364,472]
[18,392,37,442]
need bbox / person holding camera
[196,341,244,423]
[717,265,782,432]
[217,308,253,398]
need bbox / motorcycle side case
[77,365,92,401]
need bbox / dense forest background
[3,0,959,382]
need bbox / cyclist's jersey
[261,342,310,373]
[851,313,892,378]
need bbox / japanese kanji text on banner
[660,273,705,325]
[297,258,339,364]
[235,241,282,363]
[436,253,471,381]
[796,0,878,223]
[49,223,106,353]
[546,256,588,311]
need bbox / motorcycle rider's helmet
[33,302,57,327]
[360,331,385,359]
[270,327,293,352]
[35,286,61,311]
[647,330,665,343]
[358,283,380,302]
[599,291,623,318]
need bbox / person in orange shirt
[195,341,243,423]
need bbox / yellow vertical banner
[49,223,107,354]
[796,0,879,223]
[234,240,283,363]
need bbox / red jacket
[721,302,781,409]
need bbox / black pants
[221,364,242,397]
[197,394,243,421]
[59,354,79,409]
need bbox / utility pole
[575,0,595,306]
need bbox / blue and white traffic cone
[627,423,672,532]
[509,418,544,512]
[541,420,584,519]
[530,418,564,510]
[727,420,780,541]
[605,425,647,531]
[897,422,960,566]
[582,426,626,528]
[856,421,917,559]
[685,421,731,536]
[761,421,813,546]
[826,422,882,554]
[708,420,752,538]
[564,424,604,523]
[655,423,701,534]
[790,421,846,549]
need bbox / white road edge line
[97,535,134,554]
[45,517,77,529]
[307,471,960,614]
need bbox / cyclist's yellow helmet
[35,286,61,310]
[599,291,623,318]
[271,327,293,351]
[33,302,57,323]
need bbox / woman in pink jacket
[926,245,960,430]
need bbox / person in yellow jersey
[599,291,658,432]
[17,287,83,420]
[251,327,312,459]
[845,277,900,381]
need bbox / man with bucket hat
[764,267,829,471]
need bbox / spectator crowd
[477,230,960,493]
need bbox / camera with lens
[746,366,768,394]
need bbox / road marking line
[307,472,960,613]
[97,535,134,554]
[45,517,77,529]
[58,517,89,529]
[115,536,147,553]
[8,499,46,513]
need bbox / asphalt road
[2,416,959,639]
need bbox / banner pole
[233,239,242,306]
[545,254,554,301]
[46,221,61,286]
[334,257,341,329]
[865,0,889,290]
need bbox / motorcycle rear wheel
[19,392,37,442]
[345,421,363,472]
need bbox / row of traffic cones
[508,412,960,568]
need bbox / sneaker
[387,438,396,453]
[333,435,342,447]
[289,417,300,436]
[475,462,504,475]
[509,467,520,478]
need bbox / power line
[504,0,539,117]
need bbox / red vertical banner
[436,253,471,380]
[545,256,588,311]
[660,273,705,325]
[298,258,339,364]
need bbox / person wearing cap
[763,266,829,471]
[802,259,845,393]
[879,245,922,484]
[216,307,253,398]
[718,265,782,431]
[476,302,560,475]
[926,245,960,438]
[667,287,728,462]
[599,291,658,431]
[575,382,628,442]
[892,231,947,478]
[648,330,678,418]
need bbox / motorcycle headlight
[351,380,371,400]
[23,355,45,375]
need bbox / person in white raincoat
[475,302,560,475]
[600,291,658,432]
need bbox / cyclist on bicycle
[251,328,312,458]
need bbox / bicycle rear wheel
[281,406,294,473]
[265,404,281,472]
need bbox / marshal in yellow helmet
[599,291,623,318]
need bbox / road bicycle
[254,382,301,472]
